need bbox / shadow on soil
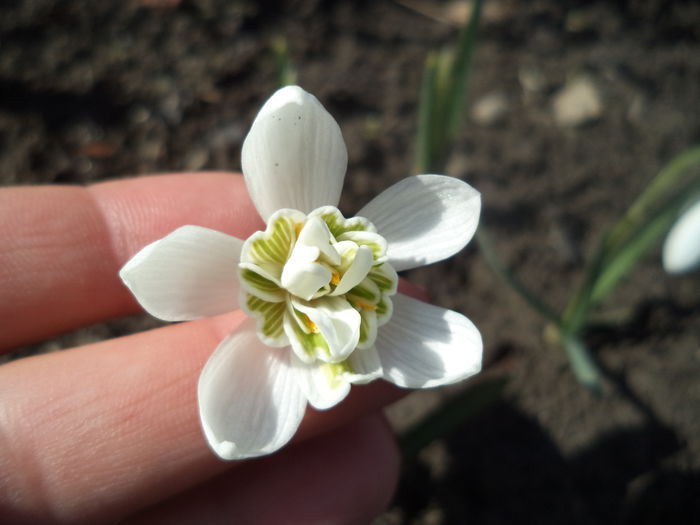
[395,401,698,524]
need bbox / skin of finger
[0,311,406,525]
[0,173,262,351]
[126,412,400,525]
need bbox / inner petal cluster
[239,206,398,366]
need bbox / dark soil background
[2,0,700,523]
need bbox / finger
[0,312,404,524]
[127,412,399,525]
[0,173,261,350]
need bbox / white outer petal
[376,293,482,388]
[347,345,384,384]
[291,354,351,410]
[198,318,307,460]
[119,226,242,321]
[358,174,481,271]
[241,86,348,222]
[662,199,700,275]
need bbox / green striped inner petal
[242,212,300,280]
[368,263,398,294]
[240,265,285,302]
[245,294,287,344]
[347,277,381,306]
[337,231,387,263]
[321,360,354,389]
[375,295,393,326]
[310,206,375,239]
[356,308,378,350]
[287,308,332,360]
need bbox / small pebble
[471,92,509,126]
[553,76,603,127]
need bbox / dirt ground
[2,1,700,523]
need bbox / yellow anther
[302,314,320,333]
[295,222,304,238]
[355,301,377,311]
[330,270,341,286]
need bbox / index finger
[0,173,261,350]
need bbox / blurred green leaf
[414,0,482,174]
[271,36,297,88]
[562,147,700,335]
[591,187,700,304]
[416,52,440,175]
[605,146,700,254]
[445,0,482,139]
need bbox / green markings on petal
[242,268,278,292]
[240,265,285,302]
[241,206,398,357]
[299,331,331,359]
[290,319,332,360]
[357,308,378,349]
[338,231,387,263]
[336,242,359,273]
[310,206,375,239]
[368,263,398,295]
[242,212,301,280]
[359,311,370,344]
[350,262,396,337]
[375,296,393,326]
[284,302,332,361]
[347,277,381,306]
[321,360,354,389]
[246,294,287,344]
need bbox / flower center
[279,216,375,301]
[238,206,398,366]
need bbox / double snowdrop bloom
[662,198,700,275]
[120,86,483,460]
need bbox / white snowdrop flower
[663,198,700,275]
[120,86,483,460]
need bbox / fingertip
[353,412,402,520]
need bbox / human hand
[0,173,413,524]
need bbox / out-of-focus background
[2,0,700,523]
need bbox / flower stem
[475,227,561,326]
[561,335,603,394]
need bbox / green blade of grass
[445,0,482,139]
[591,186,700,305]
[414,0,483,174]
[271,36,297,88]
[605,146,700,254]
